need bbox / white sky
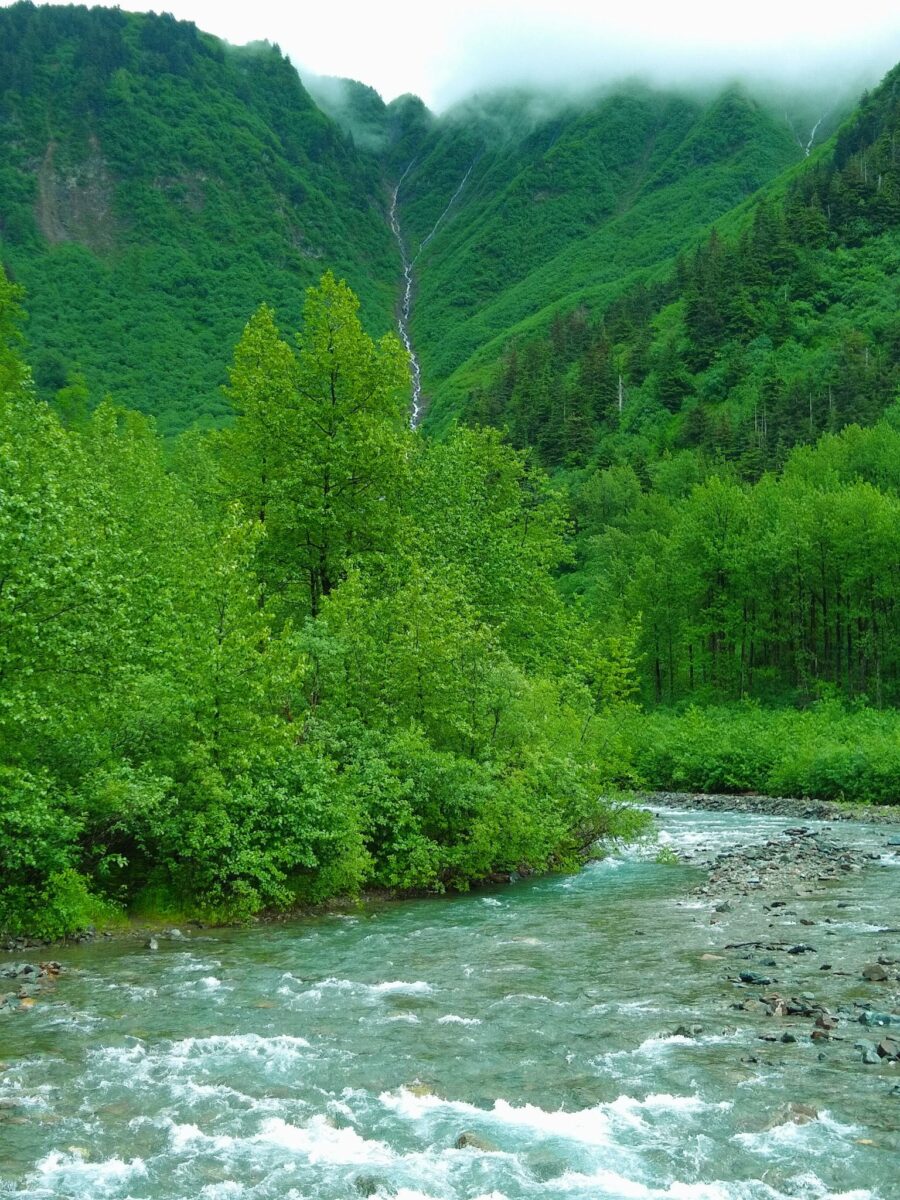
[4,0,900,106]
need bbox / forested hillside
[464,62,900,468]
[0,4,844,434]
[456,63,900,708]
[317,78,829,419]
[0,3,398,431]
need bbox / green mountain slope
[0,2,885,445]
[0,3,398,431]
[460,60,900,474]
[387,87,820,426]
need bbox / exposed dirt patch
[36,135,119,251]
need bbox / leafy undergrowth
[616,702,900,806]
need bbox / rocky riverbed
[651,798,900,1081]
[646,789,900,824]
[0,959,64,1012]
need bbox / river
[1,807,898,1199]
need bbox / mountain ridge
[0,2,891,442]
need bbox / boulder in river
[455,1131,497,1151]
[353,1175,382,1196]
[859,1009,900,1028]
[862,964,889,982]
[766,1103,819,1127]
[856,1039,882,1065]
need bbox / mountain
[0,3,861,436]
[460,60,900,474]
[0,3,398,432]
[313,77,842,426]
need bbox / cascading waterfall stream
[416,159,477,257]
[805,115,825,156]
[388,161,423,427]
[389,158,478,428]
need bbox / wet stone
[862,964,889,982]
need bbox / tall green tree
[225,272,409,618]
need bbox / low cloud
[428,2,900,110]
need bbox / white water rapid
[389,159,477,427]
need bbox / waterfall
[388,158,478,428]
[805,115,825,157]
[388,161,423,427]
[416,158,477,259]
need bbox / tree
[224,272,410,619]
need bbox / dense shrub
[622,703,900,805]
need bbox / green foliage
[0,3,398,433]
[567,423,900,706]
[621,702,900,805]
[405,86,805,422]
[0,271,641,937]
[223,273,409,618]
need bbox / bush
[624,702,900,805]
[126,750,369,921]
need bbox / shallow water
[1,808,898,1199]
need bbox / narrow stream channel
[1,808,898,1199]
[388,159,477,428]
[388,162,423,428]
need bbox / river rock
[767,1103,819,1127]
[860,1009,900,1028]
[739,971,772,986]
[877,1038,900,1060]
[353,1175,382,1196]
[862,964,889,982]
[455,1131,497,1151]
[856,1039,882,1065]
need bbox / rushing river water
[1,809,898,1200]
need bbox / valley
[0,9,899,1196]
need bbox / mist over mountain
[0,0,896,445]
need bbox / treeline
[466,64,900,478]
[567,424,900,706]
[0,269,642,938]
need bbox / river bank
[2,802,898,1198]
[3,790,898,961]
[646,789,900,824]
[647,800,900,1077]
